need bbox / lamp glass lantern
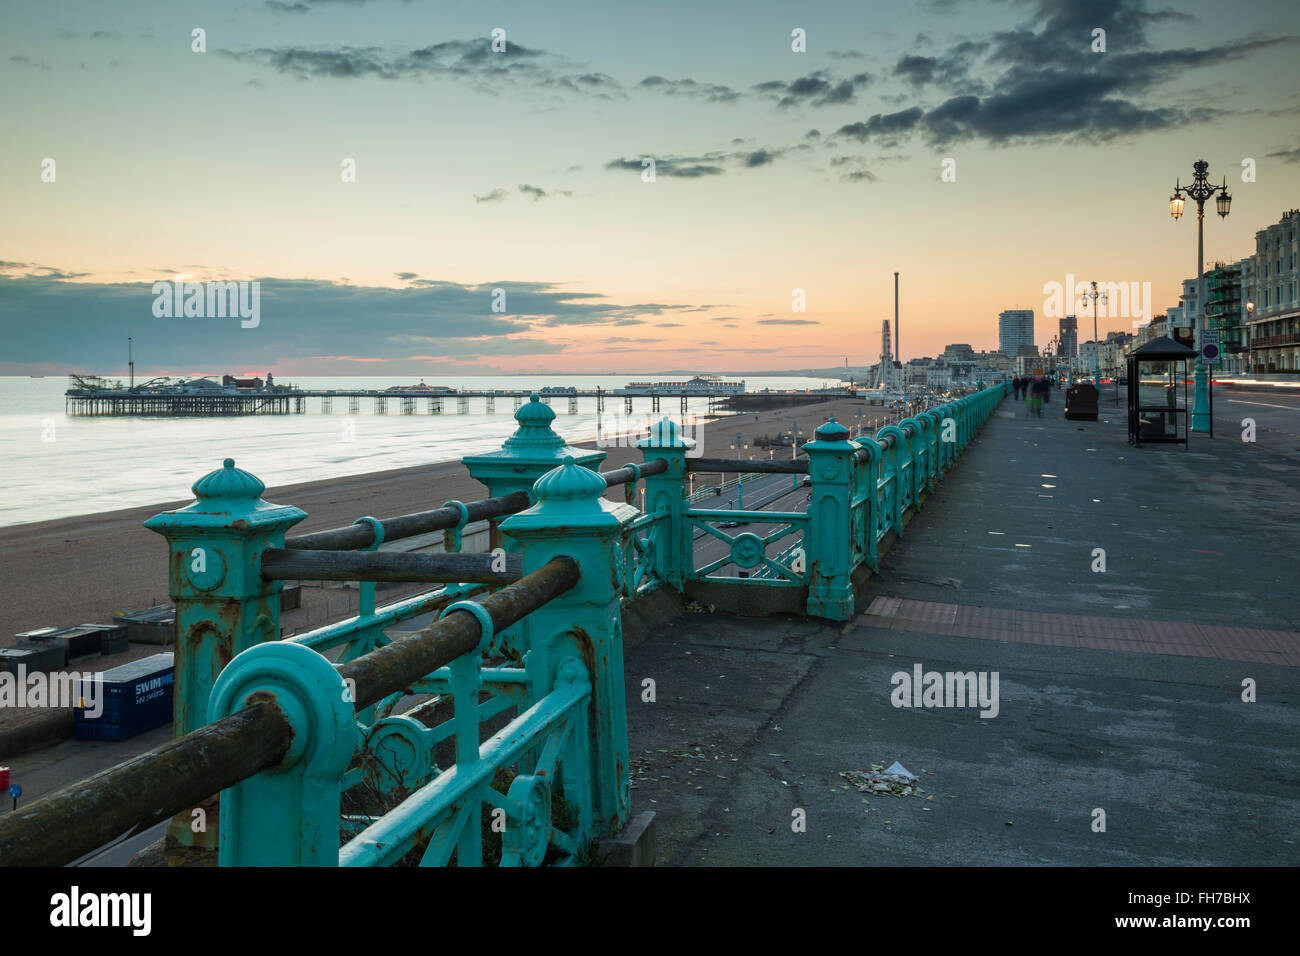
[1216,190,1231,218]
[1170,193,1185,220]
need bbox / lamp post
[1170,159,1231,432]
[1245,300,1255,374]
[1080,281,1107,390]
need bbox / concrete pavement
[623,397,1300,865]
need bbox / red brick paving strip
[857,597,1300,667]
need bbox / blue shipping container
[73,653,174,742]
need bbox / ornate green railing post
[899,417,927,506]
[500,457,637,837]
[144,458,305,850]
[804,418,856,621]
[855,437,882,571]
[876,423,907,536]
[463,394,605,552]
[209,641,359,866]
[637,417,696,589]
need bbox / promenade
[624,398,1300,865]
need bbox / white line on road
[1227,399,1300,410]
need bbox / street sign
[1201,329,1221,366]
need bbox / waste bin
[1064,383,1099,421]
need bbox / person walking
[1028,373,1049,417]
[1012,376,1022,400]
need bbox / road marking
[1228,399,1300,410]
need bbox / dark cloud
[1266,145,1300,164]
[605,156,725,178]
[474,188,507,203]
[638,75,740,103]
[757,319,820,325]
[837,107,924,142]
[395,272,418,281]
[605,145,797,178]
[840,0,1297,147]
[0,272,705,370]
[753,70,872,109]
[221,38,623,99]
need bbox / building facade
[1057,316,1078,361]
[1204,259,1249,375]
[1245,209,1300,373]
[998,310,1035,357]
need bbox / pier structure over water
[64,378,856,417]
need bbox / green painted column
[501,457,638,837]
[637,417,696,588]
[144,458,305,850]
[1192,361,1210,432]
[209,640,359,866]
[144,459,305,734]
[463,393,606,551]
[803,418,856,621]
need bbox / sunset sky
[2,0,1298,376]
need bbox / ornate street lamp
[1169,159,1231,433]
[1080,280,1107,390]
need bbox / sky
[1,0,1298,376]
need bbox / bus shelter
[1126,336,1195,447]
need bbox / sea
[0,374,837,528]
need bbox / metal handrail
[285,460,668,552]
[0,557,580,867]
[261,549,523,584]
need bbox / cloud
[638,75,741,103]
[0,271,706,371]
[395,272,419,281]
[9,55,51,70]
[474,188,508,203]
[836,107,925,143]
[605,144,799,178]
[829,156,878,183]
[753,69,872,108]
[221,38,624,99]
[517,183,571,200]
[605,156,725,178]
[757,319,820,325]
[838,0,1298,147]
[1266,145,1300,164]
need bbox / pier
[64,377,857,417]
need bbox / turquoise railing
[0,384,1007,868]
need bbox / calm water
[0,375,836,527]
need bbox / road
[691,472,810,577]
[1212,388,1300,456]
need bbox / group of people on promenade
[1011,374,1052,417]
